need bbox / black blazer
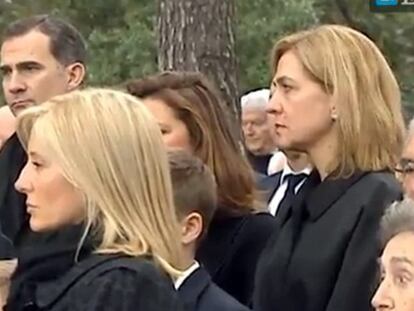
[0,134,27,243]
[254,170,402,311]
[258,172,282,203]
[178,266,249,311]
[196,212,277,305]
[6,255,183,311]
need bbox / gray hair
[241,89,270,111]
[381,198,414,247]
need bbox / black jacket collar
[177,267,210,310]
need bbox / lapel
[0,134,19,210]
[263,172,282,203]
[305,170,368,221]
[178,267,210,311]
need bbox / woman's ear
[65,62,86,91]
[329,98,338,121]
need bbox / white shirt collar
[174,261,200,289]
[280,162,312,184]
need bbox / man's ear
[65,62,86,91]
[181,212,203,246]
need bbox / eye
[394,274,410,287]
[0,67,11,78]
[160,128,169,135]
[281,83,293,92]
[31,161,43,169]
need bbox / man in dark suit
[0,15,87,306]
[169,150,249,311]
[263,150,311,217]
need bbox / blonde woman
[254,25,404,311]
[7,89,184,310]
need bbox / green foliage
[236,0,318,92]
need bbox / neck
[307,131,337,181]
[286,154,309,172]
[182,246,196,270]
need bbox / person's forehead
[242,107,266,119]
[383,232,414,264]
[1,30,55,65]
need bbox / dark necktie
[254,172,317,311]
[275,173,307,222]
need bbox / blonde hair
[16,88,183,276]
[272,24,405,177]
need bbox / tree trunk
[157,0,240,125]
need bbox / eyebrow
[390,256,414,267]
[272,76,296,86]
[0,61,43,71]
[28,151,42,158]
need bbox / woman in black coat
[253,25,405,311]
[126,72,277,305]
[7,88,184,310]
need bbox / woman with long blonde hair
[254,24,404,311]
[9,88,184,310]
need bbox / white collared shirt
[174,261,200,290]
[268,163,312,216]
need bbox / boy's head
[168,150,217,256]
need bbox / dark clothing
[0,134,27,243]
[246,151,272,175]
[7,225,90,308]
[259,172,281,203]
[178,266,249,311]
[196,212,276,305]
[6,254,182,311]
[257,172,280,203]
[0,135,88,307]
[254,170,402,311]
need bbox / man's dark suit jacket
[254,170,402,311]
[258,172,281,203]
[178,266,250,311]
[196,212,276,305]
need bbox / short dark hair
[3,15,87,66]
[168,150,217,239]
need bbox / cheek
[163,126,193,153]
[31,187,85,232]
[284,93,332,144]
[31,72,67,98]
[395,286,414,311]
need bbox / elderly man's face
[372,232,414,311]
[398,136,414,199]
[242,108,276,155]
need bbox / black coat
[178,266,249,311]
[196,212,277,305]
[258,172,281,203]
[254,170,402,311]
[5,254,183,311]
[0,134,26,244]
